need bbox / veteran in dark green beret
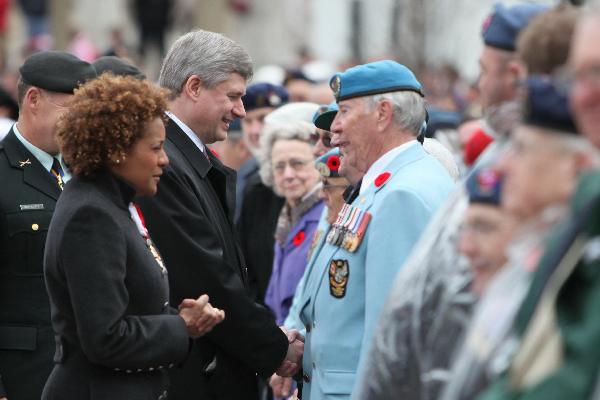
[0,51,95,400]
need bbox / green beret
[92,56,146,80]
[19,51,97,94]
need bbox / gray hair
[159,30,253,98]
[365,91,427,135]
[258,121,315,188]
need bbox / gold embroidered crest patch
[329,259,349,298]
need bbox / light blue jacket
[298,144,455,400]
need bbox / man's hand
[275,338,304,377]
[179,294,225,338]
[269,374,294,398]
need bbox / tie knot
[51,157,63,175]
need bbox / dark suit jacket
[138,119,288,400]
[0,129,58,400]
[42,170,191,400]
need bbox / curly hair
[57,73,169,176]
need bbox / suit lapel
[165,119,211,178]
[207,151,237,224]
[2,129,61,200]
[166,119,236,223]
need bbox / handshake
[271,327,304,398]
[178,294,225,338]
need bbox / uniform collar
[13,123,71,182]
[360,140,417,195]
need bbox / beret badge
[331,75,342,100]
[316,162,331,177]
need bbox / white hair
[264,102,320,126]
[365,91,427,134]
[257,121,316,188]
[423,138,460,182]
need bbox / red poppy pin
[374,172,391,188]
[293,230,306,246]
[326,155,341,172]
[209,148,220,159]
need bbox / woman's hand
[178,294,225,338]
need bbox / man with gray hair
[296,60,454,400]
[138,30,303,400]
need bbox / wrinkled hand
[179,294,225,338]
[270,373,294,398]
[276,327,304,377]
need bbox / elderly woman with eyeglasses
[258,121,324,326]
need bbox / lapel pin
[19,159,32,167]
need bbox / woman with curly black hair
[42,73,224,400]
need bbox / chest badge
[19,159,32,168]
[329,259,349,298]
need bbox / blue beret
[329,60,423,102]
[242,83,288,112]
[19,51,96,94]
[466,167,503,205]
[482,3,550,51]
[523,75,577,134]
[313,102,339,131]
[315,147,342,178]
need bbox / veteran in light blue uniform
[298,61,455,400]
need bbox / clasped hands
[269,327,304,397]
[178,294,225,338]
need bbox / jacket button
[168,363,174,368]
[163,301,169,309]
[303,372,311,383]
[31,223,39,231]
[126,369,132,374]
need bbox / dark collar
[1,129,61,200]
[81,168,137,209]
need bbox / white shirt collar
[166,111,206,153]
[13,123,71,182]
[360,140,418,195]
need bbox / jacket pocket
[318,370,356,395]
[0,325,37,350]
[4,210,53,276]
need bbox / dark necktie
[50,157,65,190]
[344,179,362,204]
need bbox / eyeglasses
[273,158,313,174]
[309,130,333,148]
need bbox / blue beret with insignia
[242,82,289,112]
[329,60,423,102]
[466,167,503,205]
[482,3,549,51]
[315,147,342,178]
[523,75,577,134]
[313,102,339,131]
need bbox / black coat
[42,170,191,400]
[137,119,288,400]
[236,170,284,304]
[0,130,58,400]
